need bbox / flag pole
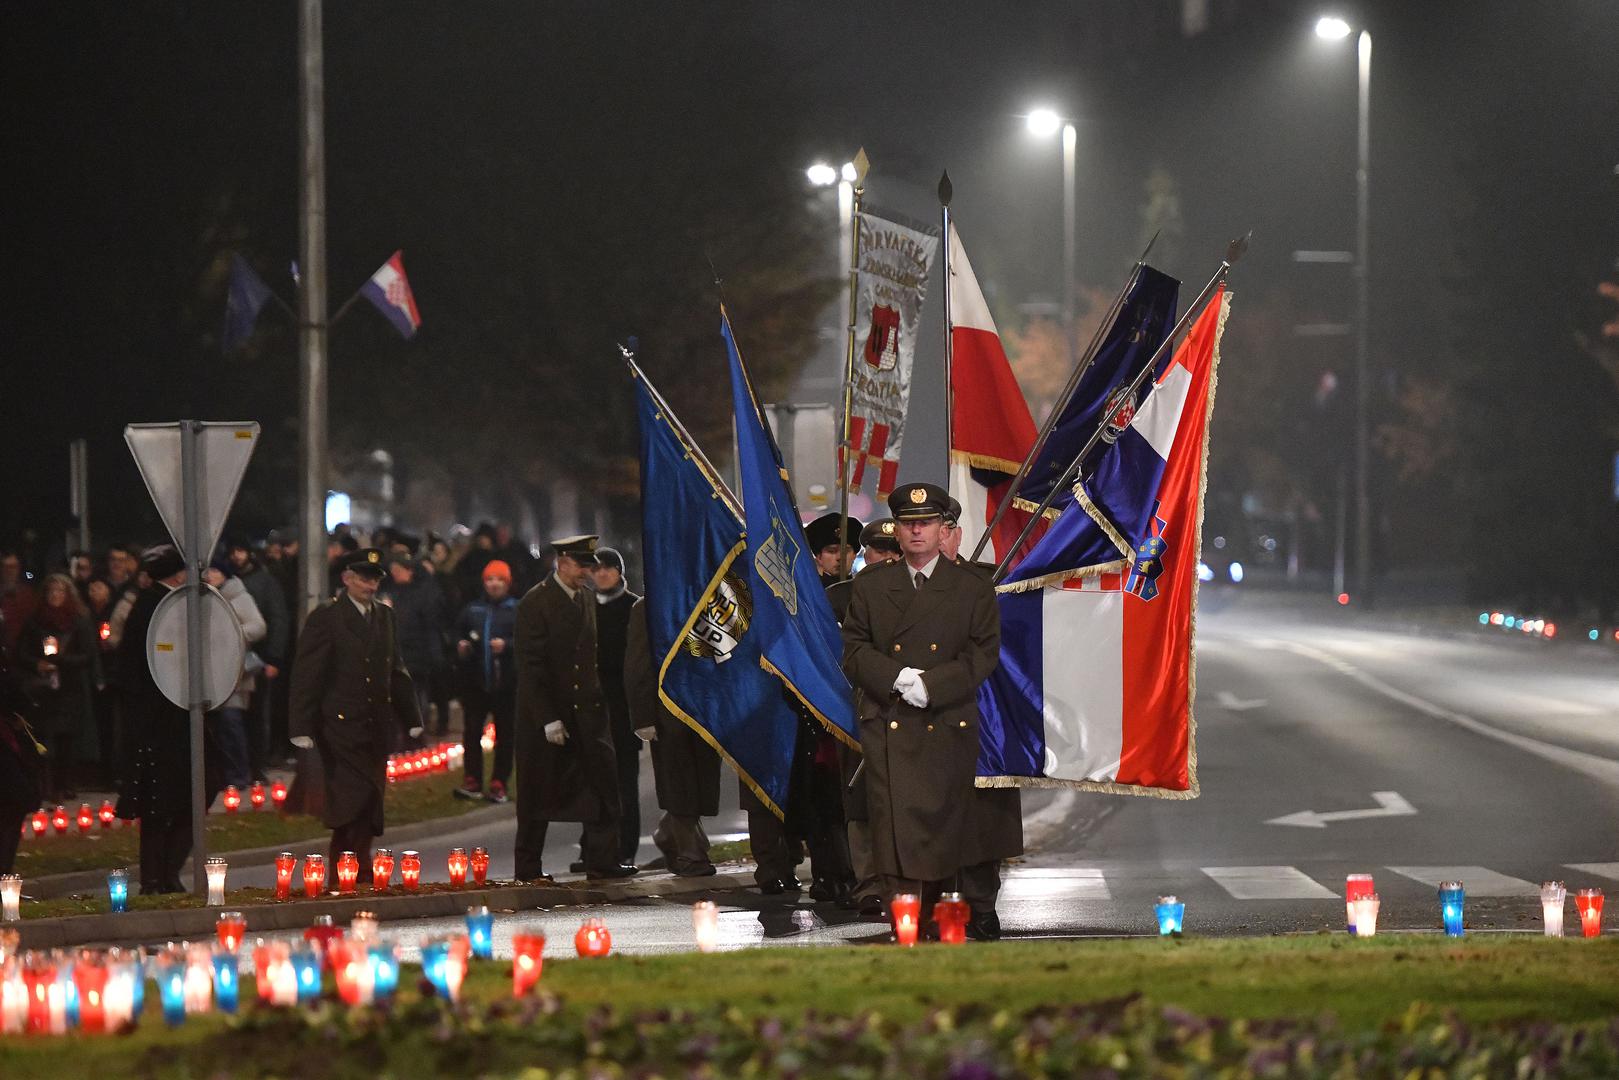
[991,232,1251,583]
[622,345,743,519]
[836,149,870,582]
[939,172,955,475]
[967,230,1161,565]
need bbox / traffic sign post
[126,420,260,896]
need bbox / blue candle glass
[157,957,186,1027]
[58,964,80,1029]
[128,953,146,1019]
[291,947,322,1004]
[421,938,450,998]
[1439,881,1465,936]
[211,952,239,1014]
[465,906,494,961]
[368,944,399,1002]
[1154,895,1185,935]
[107,869,128,914]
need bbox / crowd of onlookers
[0,520,562,876]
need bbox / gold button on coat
[888,720,898,730]
[929,643,937,652]
[892,644,901,653]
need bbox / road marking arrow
[1214,691,1268,712]
[1265,791,1417,829]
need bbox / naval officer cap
[804,512,863,553]
[860,518,902,554]
[551,535,600,564]
[944,496,963,526]
[346,548,388,578]
[888,482,951,522]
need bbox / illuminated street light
[805,162,837,186]
[1024,105,1078,366]
[840,160,857,183]
[1025,107,1062,137]
[1315,15,1352,39]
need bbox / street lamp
[1026,106,1078,365]
[805,162,838,187]
[1315,17,1373,605]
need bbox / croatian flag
[946,221,1043,565]
[360,251,422,339]
[977,288,1229,796]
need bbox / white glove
[901,675,930,709]
[544,721,568,746]
[290,735,314,750]
[634,725,658,743]
[408,726,424,738]
[892,667,922,693]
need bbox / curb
[10,869,756,951]
[25,802,516,900]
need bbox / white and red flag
[360,250,422,339]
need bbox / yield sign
[125,422,260,561]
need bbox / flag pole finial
[853,147,871,188]
[1226,231,1252,265]
[938,171,953,207]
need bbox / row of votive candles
[271,846,491,900]
[18,783,291,841]
[386,741,465,782]
[0,944,240,1033]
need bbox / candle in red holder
[252,941,273,1002]
[303,853,326,898]
[22,955,56,1034]
[512,933,545,996]
[891,893,921,947]
[74,953,110,1033]
[222,786,242,814]
[30,811,47,837]
[330,940,362,1005]
[400,850,422,891]
[76,804,94,834]
[97,800,116,829]
[216,911,247,953]
[304,914,344,964]
[386,761,398,783]
[336,851,360,895]
[447,847,469,887]
[1576,888,1605,937]
[51,805,69,834]
[470,847,490,887]
[249,781,266,811]
[274,852,297,901]
[933,892,971,945]
[372,848,394,891]
[270,780,288,808]
[574,917,612,957]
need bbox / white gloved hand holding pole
[900,675,930,709]
[290,735,314,750]
[544,720,568,746]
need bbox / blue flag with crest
[222,253,275,351]
[633,361,801,814]
[721,312,859,747]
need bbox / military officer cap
[804,512,863,554]
[860,517,902,554]
[552,534,600,564]
[346,548,388,579]
[888,481,951,522]
[944,496,963,526]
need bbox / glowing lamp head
[1315,15,1352,40]
[1025,107,1062,137]
[805,162,837,186]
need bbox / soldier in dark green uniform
[842,483,1001,913]
[289,548,422,883]
[804,512,861,587]
[512,535,637,882]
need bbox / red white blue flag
[360,251,422,339]
[976,288,1229,797]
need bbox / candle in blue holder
[211,952,239,1014]
[1154,895,1185,935]
[1439,880,1465,936]
[465,906,494,960]
[367,944,398,1002]
[421,938,450,998]
[157,956,186,1027]
[128,952,146,1019]
[107,868,128,914]
[291,947,322,1004]
[58,963,80,1029]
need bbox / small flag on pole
[360,250,422,338]
[222,254,274,351]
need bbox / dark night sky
[3,1,1616,555]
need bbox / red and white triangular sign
[125,422,260,562]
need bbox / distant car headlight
[1197,562,1215,583]
[1228,561,1244,584]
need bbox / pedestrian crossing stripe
[1200,866,1338,900]
[1564,863,1619,881]
[994,863,1610,901]
[1386,866,1538,897]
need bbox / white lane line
[1565,863,1619,881]
[1387,865,1538,897]
[1201,865,1338,900]
[1002,867,1111,900]
[1252,638,1619,790]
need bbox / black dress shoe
[520,873,556,884]
[857,894,887,918]
[586,863,639,881]
[672,863,718,878]
[758,876,801,895]
[808,877,839,902]
[568,861,586,874]
[965,912,1002,941]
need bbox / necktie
[914,571,925,590]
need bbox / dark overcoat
[624,597,721,817]
[513,576,619,823]
[842,557,1000,881]
[117,584,199,825]
[288,597,420,832]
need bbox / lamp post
[1316,16,1373,604]
[1027,107,1078,365]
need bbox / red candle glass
[512,933,545,996]
[336,851,359,895]
[30,811,47,837]
[222,786,242,814]
[1576,889,1605,937]
[274,852,297,901]
[470,847,490,887]
[98,800,116,828]
[386,760,398,783]
[400,851,422,891]
[270,780,288,808]
[252,941,273,1001]
[933,892,971,945]
[891,893,922,947]
[447,847,469,887]
[372,848,394,891]
[23,956,57,1033]
[575,918,612,957]
[51,805,69,834]
[216,911,247,953]
[74,953,110,1033]
[303,854,326,898]
[305,915,344,965]
[330,940,361,1005]
[76,804,94,834]
[249,781,266,811]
